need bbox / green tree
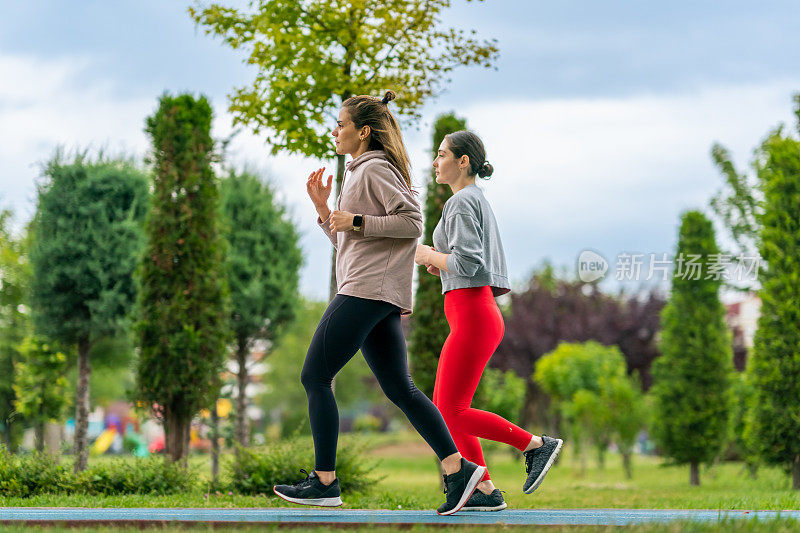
[600,372,646,479]
[534,341,634,474]
[0,210,31,450]
[746,97,800,489]
[651,210,734,486]
[137,93,231,464]
[29,154,149,471]
[189,0,498,299]
[708,143,762,265]
[408,112,464,396]
[13,336,70,451]
[219,169,302,447]
[730,371,759,477]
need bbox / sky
[2,0,799,302]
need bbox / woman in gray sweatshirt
[415,131,563,511]
[273,93,485,516]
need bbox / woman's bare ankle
[477,480,496,494]
[441,453,462,475]
[523,435,543,452]
[315,470,336,485]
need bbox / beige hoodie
[317,150,422,314]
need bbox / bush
[230,434,380,495]
[0,447,75,496]
[0,446,194,496]
[79,457,195,495]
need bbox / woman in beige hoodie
[273,91,484,516]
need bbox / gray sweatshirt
[432,183,511,296]
[317,150,422,314]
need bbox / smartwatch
[353,214,363,231]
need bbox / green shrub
[230,434,380,495]
[0,447,75,496]
[0,446,194,496]
[79,457,195,495]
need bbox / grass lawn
[1,431,799,524]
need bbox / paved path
[1,507,799,526]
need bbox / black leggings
[301,294,458,470]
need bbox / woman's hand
[415,244,434,266]
[426,264,441,276]
[306,167,332,208]
[329,210,356,233]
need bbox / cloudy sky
[2,1,799,301]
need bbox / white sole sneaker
[461,502,508,512]
[437,464,486,516]
[273,487,343,507]
[524,438,563,494]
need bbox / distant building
[724,291,761,371]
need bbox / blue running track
[1,507,799,526]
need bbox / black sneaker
[273,469,343,507]
[436,458,486,516]
[462,488,507,511]
[522,435,563,494]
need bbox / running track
[1,508,799,526]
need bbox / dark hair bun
[478,161,494,179]
[381,90,396,105]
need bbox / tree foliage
[189,0,498,158]
[13,336,70,451]
[0,210,31,449]
[745,95,800,489]
[29,153,149,471]
[137,93,231,463]
[534,341,645,476]
[219,169,302,446]
[650,210,734,486]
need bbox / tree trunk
[793,455,800,490]
[235,338,250,449]
[211,404,220,483]
[596,444,606,470]
[690,461,700,486]
[622,451,633,479]
[164,407,190,466]
[73,338,91,472]
[328,152,346,303]
[44,422,62,456]
[35,421,45,452]
[747,461,758,480]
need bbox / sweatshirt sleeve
[362,164,423,239]
[317,213,338,248]
[444,212,485,276]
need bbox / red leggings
[432,286,532,480]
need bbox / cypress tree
[408,112,465,397]
[651,210,734,486]
[137,93,230,463]
[747,95,800,489]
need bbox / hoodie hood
[345,150,387,173]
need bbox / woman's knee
[300,364,331,392]
[383,380,421,409]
